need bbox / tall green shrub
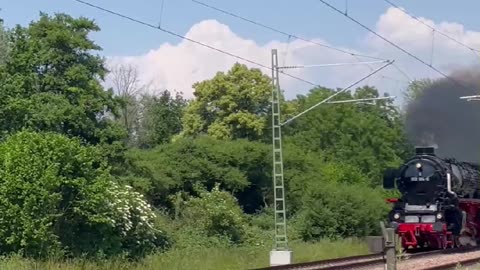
[294,180,390,241]
[0,131,168,259]
[174,183,248,244]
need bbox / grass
[0,238,369,270]
[456,264,480,270]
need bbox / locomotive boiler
[383,146,480,250]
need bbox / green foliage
[149,207,235,250]
[0,12,124,144]
[0,20,9,64]
[122,135,381,218]
[294,180,390,241]
[285,86,409,184]
[181,63,271,140]
[0,131,168,259]
[0,239,369,270]
[173,183,248,244]
[281,143,369,213]
[0,10,417,268]
[403,78,434,106]
[121,136,270,213]
[136,91,187,148]
[121,132,384,240]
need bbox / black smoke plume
[405,69,480,163]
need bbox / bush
[294,180,389,241]
[173,183,248,244]
[282,144,369,215]
[0,131,168,259]
[122,136,271,213]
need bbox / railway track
[253,253,383,270]
[404,248,480,270]
[252,247,480,270]
[423,257,480,270]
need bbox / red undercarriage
[388,199,480,250]
[397,223,452,249]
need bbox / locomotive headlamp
[394,213,401,220]
[436,213,443,220]
[416,163,422,169]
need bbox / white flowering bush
[0,131,168,259]
[101,182,169,256]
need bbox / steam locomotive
[383,146,480,250]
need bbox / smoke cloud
[405,69,480,163]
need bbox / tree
[284,86,409,183]
[403,78,433,106]
[136,90,187,148]
[109,63,144,141]
[0,19,8,64]
[120,134,375,215]
[0,131,168,259]
[0,12,124,145]
[181,63,272,140]
[121,136,271,213]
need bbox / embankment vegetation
[0,12,426,269]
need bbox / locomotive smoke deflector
[383,168,397,189]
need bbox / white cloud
[106,7,480,104]
[367,7,480,78]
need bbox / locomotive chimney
[415,146,436,156]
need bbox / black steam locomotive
[383,146,480,249]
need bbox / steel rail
[420,251,480,270]
[251,253,383,270]
[422,258,480,269]
[252,247,480,270]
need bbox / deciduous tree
[0,19,8,64]
[137,90,187,148]
[403,78,434,106]
[181,63,271,140]
[109,63,144,141]
[0,13,124,144]
[284,86,409,183]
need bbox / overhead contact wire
[72,0,380,90]
[190,0,385,61]
[317,0,475,93]
[383,0,480,54]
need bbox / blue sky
[2,0,480,101]
[2,0,479,57]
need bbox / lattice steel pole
[268,50,393,266]
[269,49,292,266]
